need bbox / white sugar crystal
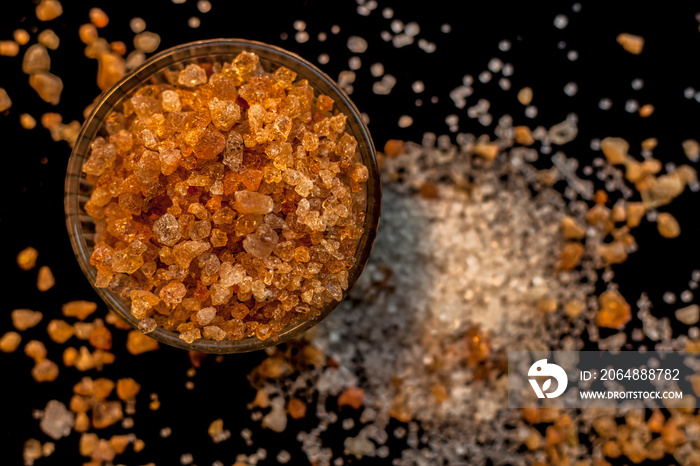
[40,401,74,440]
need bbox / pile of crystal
[81,51,369,343]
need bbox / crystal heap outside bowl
[65,39,381,354]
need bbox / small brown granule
[110,41,127,56]
[82,51,370,343]
[41,442,55,458]
[302,345,326,367]
[625,202,645,228]
[92,401,123,429]
[74,322,95,340]
[93,378,115,400]
[641,137,658,151]
[25,340,48,362]
[126,330,159,354]
[116,378,141,401]
[616,33,645,55]
[133,31,161,53]
[37,265,56,291]
[23,439,42,465]
[389,397,412,423]
[47,319,75,343]
[557,242,584,270]
[473,142,499,161]
[682,139,699,161]
[536,296,558,313]
[79,433,99,457]
[30,72,64,105]
[62,300,98,320]
[12,309,43,331]
[74,347,96,371]
[105,310,133,330]
[596,289,631,328]
[208,418,224,439]
[73,377,95,396]
[383,139,405,157]
[23,44,51,75]
[517,87,533,106]
[41,112,62,130]
[38,29,60,50]
[105,51,131,87]
[560,216,586,240]
[13,29,30,45]
[431,383,449,404]
[109,435,130,454]
[600,137,629,164]
[78,24,98,45]
[71,346,115,372]
[287,397,307,419]
[593,189,608,205]
[657,212,680,238]
[20,113,37,129]
[0,41,20,57]
[32,359,60,382]
[0,87,12,112]
[133,439,146,452]
[63,347,79,366]
[250,389,270,408]
[0,331,22,353]
[641,158,662,175]
[89,8,110,28]
[91,439,116,462]
[17,247,39,270]
[611,202,626,223]
[638,104,654,117]
[598,241,628,266]
[564,299,585,319]
[255,356,293,379]
[149,393,160,411]
[514,126,535,146]
[89,324,113,350]
[35,0,63,21]
[338,386,365,409]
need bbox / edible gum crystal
[83,51,369,343]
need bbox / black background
[1,1,699,464]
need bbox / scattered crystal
[12,309,43,331]
[0,331,21,353]
[657,212,680,238]
[40,400,74,440]
[617,32,645,54]
[47,320,74,344]
[17,247,39,270]
[0,41,19,57]
[133,31,161,53]
[29,72,64,105]
[35,0,63,21]
[126,330,159,354]
[676,305,700,326]
[22,44,51,75]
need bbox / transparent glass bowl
[65,39,381,353]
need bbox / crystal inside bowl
[65,39,381,353]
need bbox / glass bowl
[65,39,381,353]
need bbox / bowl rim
[65,38,381,354]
